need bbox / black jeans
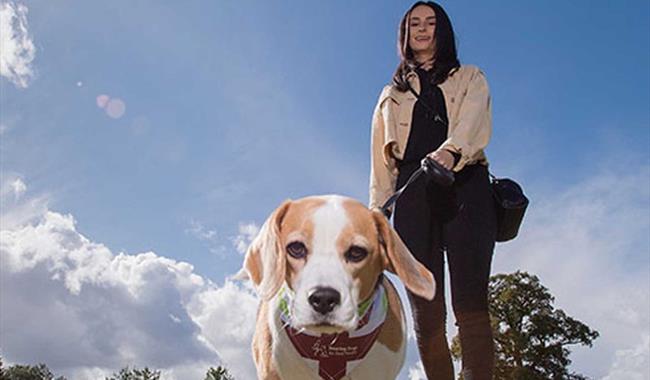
[394,163,496,380]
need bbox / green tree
[204,366,235,380]
[451,271,599,380]
[0,361,66,380]
[105,367,160,380]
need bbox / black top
[399,67,451,168]
[394,68,458,221]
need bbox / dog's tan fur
[240,196,434,379]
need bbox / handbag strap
[407,82,449,128]
[407,83,436,114]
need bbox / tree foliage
[0,358,237,380]
[451,271,599,380]
[204,366,235,380]
[0,360,66,380]
[105,367,161,380]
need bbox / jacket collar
[405,65,462,93]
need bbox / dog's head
[240,195,434,333]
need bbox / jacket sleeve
[369,93,398,212]
[439,66,492,171]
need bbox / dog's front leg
[252,302,283,380]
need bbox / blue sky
[1,1,649,379]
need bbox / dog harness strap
[279,285,388,380]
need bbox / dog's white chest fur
[268,291,405,380]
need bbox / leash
[379,157,455,218]
[379,166,425,217]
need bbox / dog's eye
[287,241,308,259]
[345,246,368,263]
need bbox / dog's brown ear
[372,209,435,300]
[242,200,291,300]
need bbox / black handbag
[489,173,529,242]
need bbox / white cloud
[185,219,234,258]
[1,163,648,379]
[407,361,426,380]
[1,176,26,201]
[231,221,259,255]
[186,219,217,242]
[0,180,258,379]
[1,212,214,372]
[186,220,261,259]
[396,165,650,378]
[160,360,226,380]
[602,334,650,380]
[186,280,259,379]
[0,1,36,88]
[10,178,26,200]
[0,174,49,229]
[493,165,650,378]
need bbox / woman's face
[408,5,436,57]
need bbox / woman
[368,2,496,379]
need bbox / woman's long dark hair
[392,1,460,91]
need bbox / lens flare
[106,98,126,119]
[96,94,109,108]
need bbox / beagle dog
[239,195,435,380]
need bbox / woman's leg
[405,287,454,380]
[394,174,454,380]
[444,165,497,380]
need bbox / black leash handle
[379,157,455,218]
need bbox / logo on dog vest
[279,285,388,380]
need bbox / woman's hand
[427,149,455,170]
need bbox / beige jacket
[369,65,492,210]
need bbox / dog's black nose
[308,287,341,315]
